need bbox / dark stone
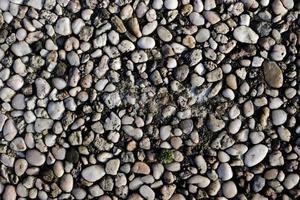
[66,148,79,163]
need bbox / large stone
[244,144,268,167]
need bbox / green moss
[158,149,174,164]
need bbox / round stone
[222,181,237,198]
[271,110,287,126]
[195,28,210,43]
[137,37,155,49]
[26,150,46,166]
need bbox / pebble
[14,159,28,176]
[228,119,241,134]
[157,26,173,42]
[207,115,225,132]
[11,41,32,56]
[81,165,105,182]
[139,185,155,200]
[233,26,259,44]
[55,17,72,35]
[218,163,233,181]
[195,155,207,174]
[2,185,16,200]
[263,61,283,88]
[188,175,211,188]
[160,125,172,141]
[35,78,51,99]
[189,12,205,26]
[195,28,210,43]
[164,0,178,9]
[3,119,17,141]
[270,44,286,61]
[244,144,268,167]
[26,149,46,166]
[105,159,120,175]
[0,1,298,199]
[206,68,223,82]
[271,109,287,126]
[132,162,150,175]
[277,126,291,142]
[283,174,299,189]
[222,181,237,198]
[137,37,155,49]
[12,94,26,110]
[47,101,65,120]
[60,174,73,192]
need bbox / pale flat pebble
[81,165,105,182]
[244,144,268,167]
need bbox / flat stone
[81,165,105,182]
[3,119,17,142]
[263,61,283,88]
[244,144,268,167]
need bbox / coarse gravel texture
[0,0,299,199]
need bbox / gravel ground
[0,0,299,199]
